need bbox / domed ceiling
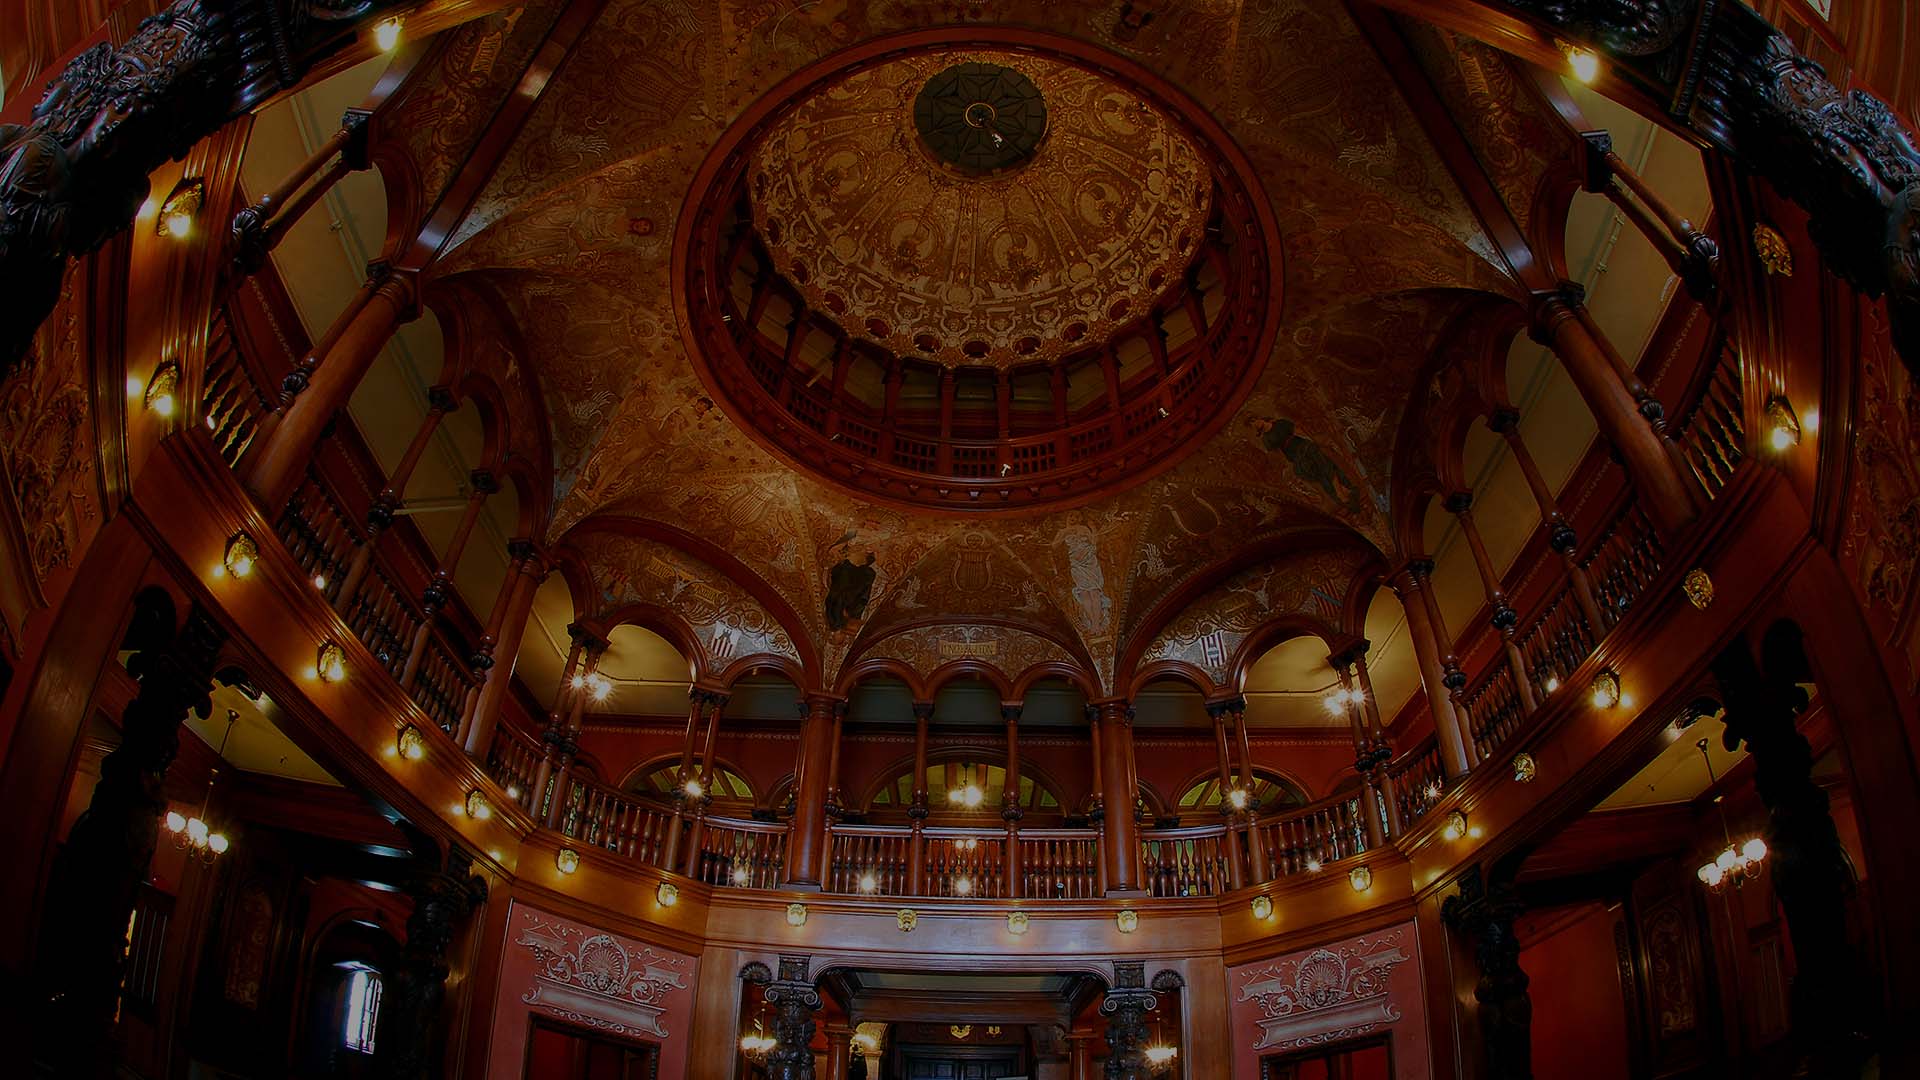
[384,0,1559,697]
[751,50,1212,368]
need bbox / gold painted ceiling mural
[368,0,1562,696]
[751,49,1212,369]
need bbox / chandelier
[1691,738,1767,890]
[739,1014,776,1062]
[164,708,237,862]
[947,762,985,809]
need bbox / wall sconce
[1007,911,1030,936]
[1512,753,1537,784]
[1766,397,1802,451]
[1116,909,1139,934]
[1590,669,1622,709]
[897,908,917,932]
[1559,41,1601,83]
[1348,864,1373,892]
[657,881,679,907]
[1251,895,1273,921]
[395,724,425,761]
[1443,810,1468,841]
[785,902,808,927]
[156,178,203,239]
[314,641,347,683]
[143,361,181,418]
[857,870,878,894]
[220,531,258,579]
[374,16,403,51]
[555,848,580,875]
[464,790,492,821]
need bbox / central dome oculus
[912,61,1048,175]
[750,49,1213,369]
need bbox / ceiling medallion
[913,62,1048,176]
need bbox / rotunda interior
[0,0,1917,1078]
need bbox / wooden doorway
[1259,1035,1392,1080]
[898,1043,1024,1079]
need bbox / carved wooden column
[1206,700,1246,890]
[679,691,726,876]
[1581,130,1719,303]
[1350,645,1400,839]
[663,688,714,871]
[1096,701,1143,894]
[1331,650,1387,849]
[908,702,932,895]
[824,1024,852,1080]
[1100,962,1159,1080]
[1710,629,1875,1074]
[936,368,956,473]
[545,636,606,832]
[1445,492,1538,717]
[1442,866,1531,1080]
[1086,706,1108,895]
[528,630,586,819]
[371,849,489,1080]
[337,386,458,612]
[1224,697,1268,883]
[1002,704,1024,895]
[1530,287,1697,538]
[1487,409,1609,635]
[764,956,821,1080]
[231,107,373,277]
[402,469,498,693]
[248,263,420,508]
[785,693,838,888]
[35,593,224,1069]
[824,700,847,817]
[461,540,545,755]
[1392,560,1476,776]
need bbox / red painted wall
[1517,902,1631,1080]
[1227,921,1428,1079]
[483,900,698,1080]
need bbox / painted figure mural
[1251,416,1369,515]
[826,551,879,632]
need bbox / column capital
[1579,129,1615,193]
[425,384,460,414]
[468,468,499,495]
[1442,490,1473,514]
[805,691,844,714]
[911,701,936,721]
[1001,703,1023,722]
[1487,406,1521,434]
[1526,282,1586,344]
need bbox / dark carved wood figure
[1101,961,1158,1080]
[1710,626,1875,1077]
[33,589,225,1076]
[764,955,822,1080]
[1443,866,1532,1080]
[371,841,487,1080]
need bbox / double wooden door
[901,1052,1021,1079]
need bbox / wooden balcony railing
[687,815,788,890]
[1248,794,1370,878]
[1385,735,1444,825]
[1140,824,1236,898]
[1016,829,1102,899]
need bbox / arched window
[868,762,1060,814]
[340,964,382,1054]
[631,764,755,803]
[1177,772,1308,813]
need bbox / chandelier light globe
[1743,837,1768,862]
[1228,787,1249,810]
[684,778,704,799]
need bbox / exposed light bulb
[374,17,402,51]
[1563,43,1601,84]
[731,863,750,885]
[1742,837,1768,862]
[166,811,187,833]
[207,833,229,855]
[684,778,704,799]
[954,876,973,896]
[1227,787,1248,810]
[858,871,878,894]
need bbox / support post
[1100,962,1159,1080]
[1395,560,1477,775]
[462,541,545,755]
[1096,701,1142,894]
[785,694,837,888]
[1446,492,1538,716]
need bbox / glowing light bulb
[187,817,209,844]
[166,811,187,833]
[312,573,327,590]
[954,876,973,896]
[163,210,193,238]
[1698,861,1724,886]
[1743,837,1768,862]
[684,778,704,799]
[1228,787,1248,810]
[858,871,878,894]
[1305,857,1323,873]
[374,17,402,52]
[1564,43,1601,84]
[1716,848,1737,871]
[207,833,229,855]
[731,863,750,885]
